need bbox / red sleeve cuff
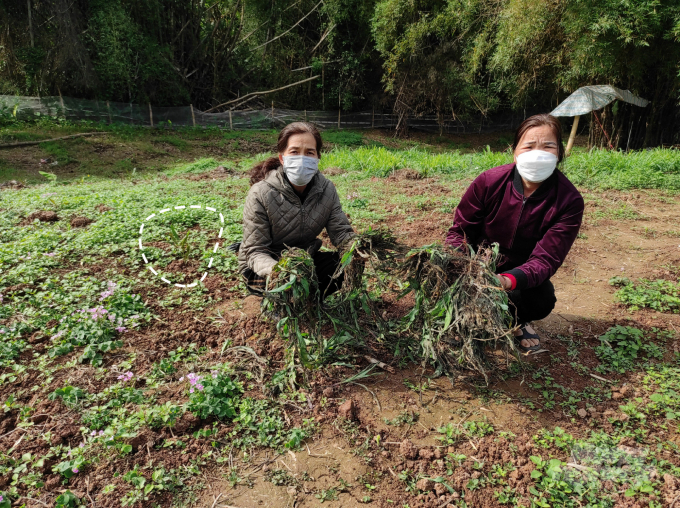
[500,273,517,290]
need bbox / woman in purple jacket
[445,114,584,352]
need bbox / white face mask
[515,150,558,183]
[282,155,319,186]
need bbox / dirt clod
[400,439,418,460]
[416,478,435,492]
[322,387,335,398]
[434,482,447,496]
[577,408,588,418]
[323,167,346,176]
[418,448,435,460]
[127,430,159,451]
[338,399,357,420]
[23,210,59,224]
[70,216,95,227]
[174,412,199,434]
[388,168,423,180]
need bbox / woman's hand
[498,275,512,290]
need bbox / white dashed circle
[138,205,224,287]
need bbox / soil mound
[20,210,59,225]
[70,216,94,227]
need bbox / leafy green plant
[48,386,87,407]
[185,370,243,419]
[168,224,193,262]
[315,488,338,502]
[612,278,680,312]
[594,326,645,374]
[55,490,81,508]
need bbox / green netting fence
[0,95,527,133]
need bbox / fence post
[338,109,341,129]
[372,107,375,128]
[229,110,233,130]
[57,88,65,116]
[271,101,274,128]
[190,104,196,127]
[148,103,154,127]
[106,101,111,124]
[130,103,133,125]
[304,109,307,122]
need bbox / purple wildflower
[98,430,105,436]
[117,371,133,382]
[79,443,85,448]
[179,376,184,382]
[196,384,204,391]
[211,370,219,379]
[51,330,66,340]
[91,430,97,436]
[72,467,79,474]
[190,387,194,394]
[43,252,56,257]
[115,326,126,333]
[99,282,117,301]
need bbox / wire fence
[0,95,531,134]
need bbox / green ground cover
[1,125,679,506]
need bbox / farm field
[1,125,680,508]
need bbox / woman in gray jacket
[237,122,356,297]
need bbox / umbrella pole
[565,115,580,156]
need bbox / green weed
[611,277,680,312]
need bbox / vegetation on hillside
[2,0,680,145]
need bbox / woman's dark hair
[512,114,565,163]
[249,122,323,185]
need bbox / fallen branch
[364,355,395,373]
[204,76,319,113]
[589,373,614,383]
[0,131,108,149]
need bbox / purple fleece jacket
[445,163,584,290]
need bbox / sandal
[514,325,542,353]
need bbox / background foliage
[1,0,680,145]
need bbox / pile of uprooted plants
[261,230,520,384]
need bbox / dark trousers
[243,251,344,299]
[506,279,556,326]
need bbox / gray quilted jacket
[238,166,355,276]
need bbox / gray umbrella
[551,85,649,154]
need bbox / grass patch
[323,130,364,146]
[40,140,73,164]
[154,135,190,151]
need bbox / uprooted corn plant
[262,234,519,383]
[397,243,518,382]
[262,231,401,373]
